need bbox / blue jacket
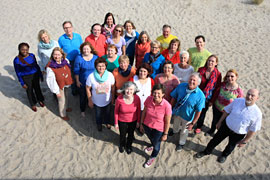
[143,53,165,79]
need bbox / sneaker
[195,151,207,158]
[144,157,155,168]
[175,144,184,152]
[195,128,201,134]
[144,146,153,153]
[81,112,85,117]
[217,156,227,163]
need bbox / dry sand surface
[0,0,270,179]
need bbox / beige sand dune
[0,0,270,179]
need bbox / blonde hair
[118,55,130,64]
[223,69,239,82]
[38,29,51,42]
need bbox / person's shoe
[217,156,227,163]
[81,112,85,117]
[175,144,184,152]
[66,108,72,112]
[144,146,153,153]
[31,106,37,112]
[195,151,207,158]
[39,101,45,107]
[119,146,124,153]
[195,128,201,134]
[106,124,111,129]
[97,124,102,132]
[168,128,174,136]
[61,116,69,121]
[144,157,155,168]
[205,131,214,137]
[126,147,133,154]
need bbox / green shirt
[188,47,211,72]
[102,55,120,72]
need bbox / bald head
[245,89,259,106]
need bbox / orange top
[161,49,180,64]
[135,42,151,68]
[113,67,136,96]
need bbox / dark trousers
[22,72,44,106]
[70,60,79,95]
[143,124,164,158]
[204,122,246,157]
[118,121,137,148]
[208,105,223,134]
[79,86,87,112]
[196,102,209,129]
[94,104,111,125]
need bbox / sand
[0,0,270,179]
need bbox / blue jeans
[94,104,111,125]
[143,124,163,158]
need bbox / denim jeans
[143,124,164,158]
[196,101,209,129]
[94,104,111,125]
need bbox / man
[58,21,83,95]
[85,23,107,57]
[170,72,205,151]
[188,35,211,72]
[156,24,178,52]
[195,89,262,163]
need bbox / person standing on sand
[188,35,211,72]
[195,89,262,163]
[156,24,178,52]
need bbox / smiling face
[245,89,259,106]
[119,60,129,71]
[82,45,91,56]
[96,62,106,74]
[106,15,113,26]
[53,50,63,63]
[125,23,133,34]
[141,34,148,44]
[163,64,173,75]
[180,53,188,66]
[124,85,135,98]
[139,67,148,79]
[195,37,205,51]
[19,45,29,57]
[170,42,178,52]
[63,22,73,36]
[207,56,218,69]
[153,89,165,103]
[226,72,237,84]
[107,47,117,58]
[40,33,50,44]
[188,75,199,90]
[114,28,122,37]
[92,25,101,37]
[151,44,160,55]
[163,27,171,38]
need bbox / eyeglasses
[115,29,122,32]
[64,26,72,29]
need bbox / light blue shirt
[170,83,205,122]
[58,32,83,61]
[224,98,262,134]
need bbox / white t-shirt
[133,75,152,110]
[173,64,194,83]
[86,72,115,107]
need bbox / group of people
[13,12,262,168]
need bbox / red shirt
[143,96,172,132]
[161,49,180,64]
[85,34,107,57]
[114,94,141,125]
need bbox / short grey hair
[189,72,201,86]
[117,81,139,95]
[150,40,161,48]
[180,50,189,59]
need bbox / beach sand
[0,0,270,179]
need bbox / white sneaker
[144,146,153,153]
[144,157,155,168]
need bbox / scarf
[94,69,109,83]
[173,87,196,114]
[149,52,161,64]
[38,40,55,49]
[49,58,71,69]
[199,67,219,100]
[125,30,136,48]
[118,65,132,77]
[17,54,31,66]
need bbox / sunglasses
[115,29,122,32]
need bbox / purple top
[106,37,126,56]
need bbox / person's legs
[57,89,66,117]
[32,72,44,103]
[70,60,78,96]
[94,105,102,125]
[79,86,87,113]
[150,129,163,158]
[173,115,181,134]
[208,105,223,134]
[196,102,209,129]
[22,74,37,106]
[126,121,137,148]
[178,117,189,146]
[118,121,128,148]
[222,132,245,157]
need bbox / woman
[195,55,222,134]
[86,57,115,131]
[154,61,180,102]
[101,12,116,38]
[161,38,181,64]
[205,69,244,136]
[102,44,119,72]
[143,40,165,79]
[46,47,73,120]
[174,51,194,83]
[37,29,59,73]
[112,55,136,97]
[13,42,45,112]
[74,42,99,117]
[115,82,141,154]
[123,20,139,66]
[140,84,172,168]
[129,63,154,111]
[106,24,126,56]
[188,35,211,72]
[135,31,151,69]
